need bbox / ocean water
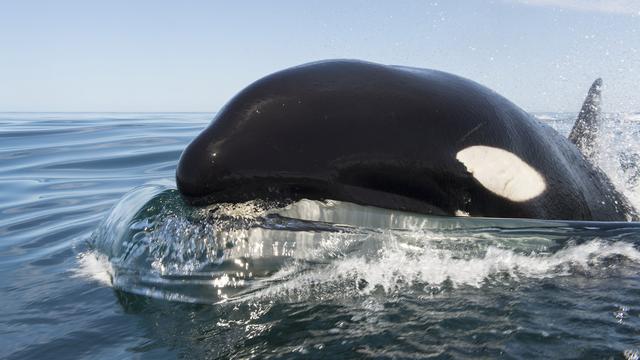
[3,112,640,359]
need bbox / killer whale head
[176,60,635,221]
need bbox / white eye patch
[456,146,546,202]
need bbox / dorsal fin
[569,78,602,159]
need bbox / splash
[246,237,640,303]
[594,113,640,210]
[73,251,113,287]
[541,112,640,211]
[88,185,640,304]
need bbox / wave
[81,183,640,304]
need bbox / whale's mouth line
[178,179,451,216]
[178,178,330,207]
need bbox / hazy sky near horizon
[1,0,639,112]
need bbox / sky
[0,0,639,112]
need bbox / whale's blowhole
[456,145,546,202]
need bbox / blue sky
[1,0,638,112]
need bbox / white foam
[590,113,640,211]
[455,209,470,217]
[73,251,113,287]
[623,113,640,122]
[249,239,640,301]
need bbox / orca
[176,60,637,221]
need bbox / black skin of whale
[176,60,636,221]
[569,78,602,160]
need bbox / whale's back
[176,60,634,221]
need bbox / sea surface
[2,112,640,359]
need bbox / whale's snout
[176,134,226,203]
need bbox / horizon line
[1,110,638,115]
[0,111,217,114]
